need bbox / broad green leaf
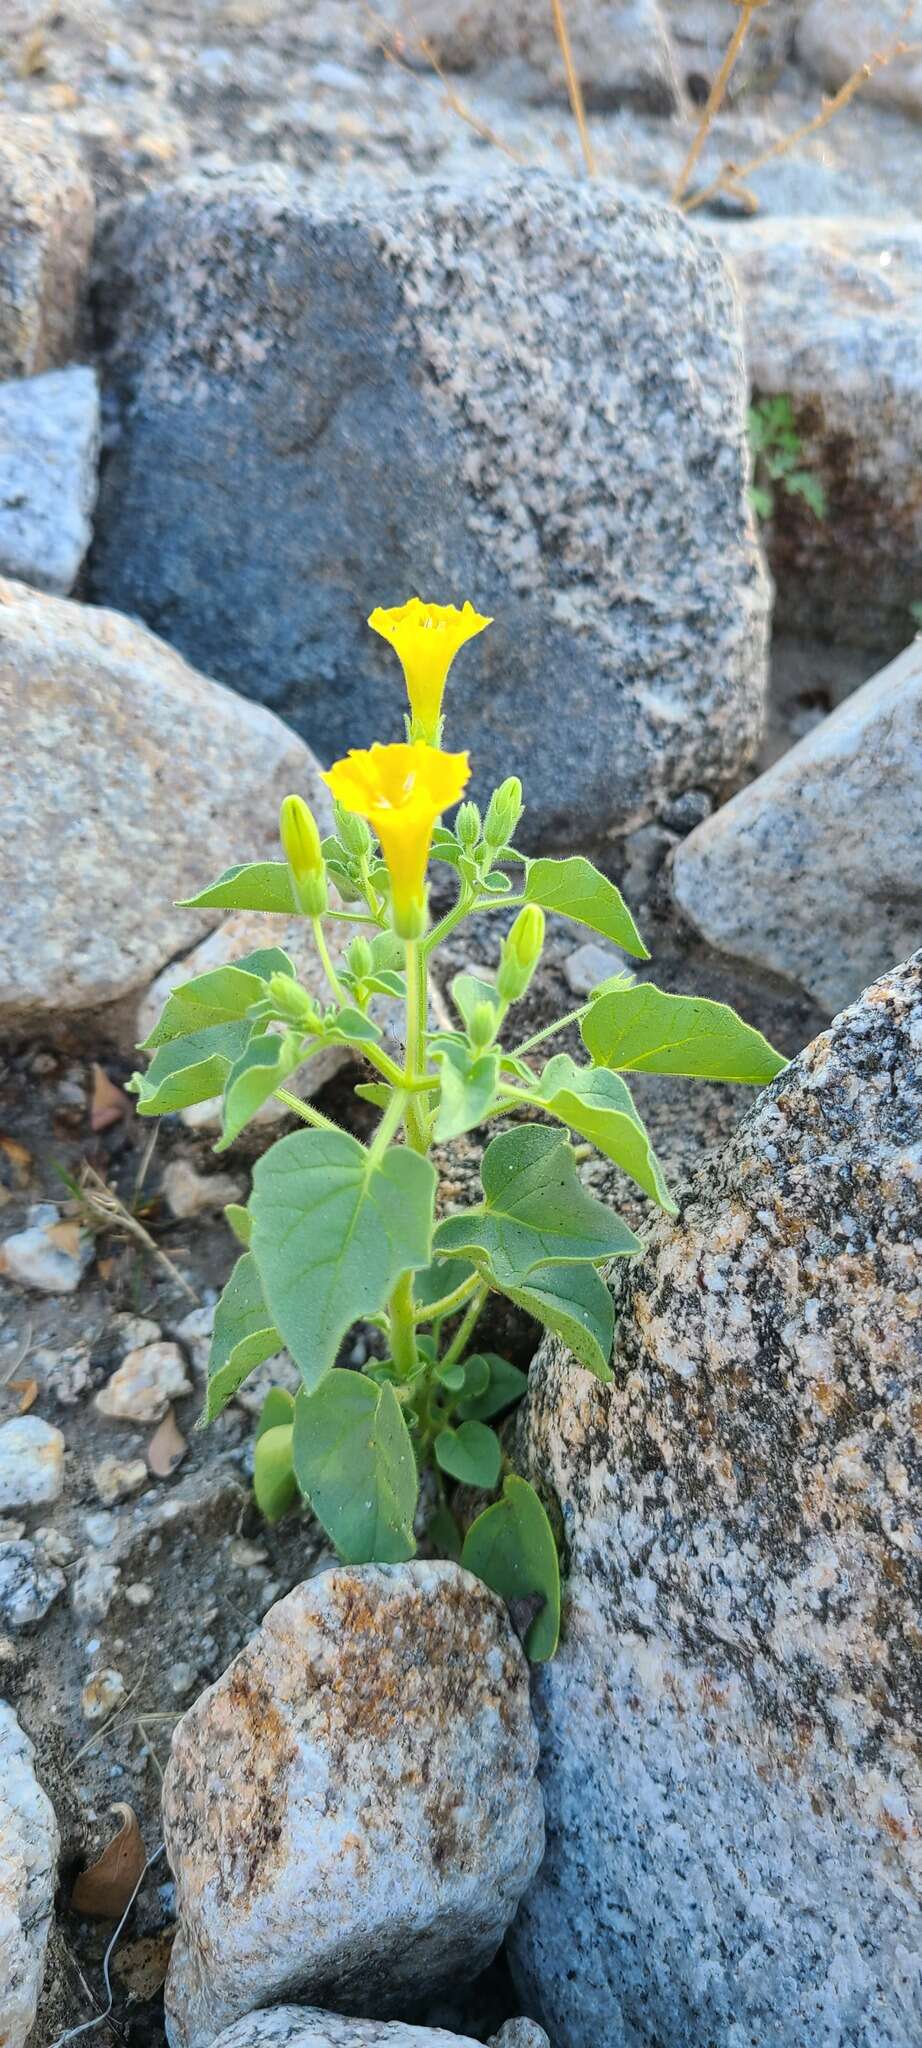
[363,970,407,1000]
[292,1372,417,1563]
[202,1252,281,1422]
[530,1055,676,1214]
[179,861,296,913]
[581,982,786,1084]
[434,1421,501,1490]
[369,930,404,972]
[216,1031,305,1150]
[142,950,294,1049]
[128,1020,253,1117]
[326,1006,382,1047]
[250,1129,436,1389]
[429,1501,462,1560]
[256,1388,296,1438]
[433,1124,641,1279]
[462,1475,560,1662]
[457,1353,529,1422]
[436,1353,491,1397]
[499,1260,614,1381]
[253,1423,298,1523]
[524,856,648,959]
[451,972,502,1033]
[224,1202,252,1245]
[433,1043,501,1142]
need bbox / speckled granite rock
[672,638,922,1014]
[716,215,922,647]
[91,171,769,847]
[163,1563,543,2048]
[401,0,680,111]
[0,116,93,379]
[211,2011,549,2048]
[799,0,922,119]
[0,366,99,593]
[0,1701,59,2048]
[511,952,922,2048]
[0,578,330,1025]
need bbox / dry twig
[75,1161,198,1302]
[364,3,526,164]
[550,0,596,176]
[672,0,771,206]
[682,30,922,214]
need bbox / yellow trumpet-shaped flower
[322,742,470,937]
[367,598,492,742]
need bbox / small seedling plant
[130,599,785,1658]
[748,395,827,523]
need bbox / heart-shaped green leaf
[433,1043,501,1142]
[462,1475,560,1661]
[179,861,296,913]
[250,1128,436,1389]
[451,972,502,1034]
[582,982,786,1083]
[253,1423,298,1523]
[216,1031,305,1150]
[128,1020,254,1117]
[202,1252,281,1422]
[433,1124,640,1278]
[530,1055,676,1213]
[457,1353,529,1421]
[293,1371,417,1563]
[498,1259,614,1381]
[141,950,294,1049]
[524,856,648,959]
[434,1421,502,1490]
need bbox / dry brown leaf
[11,1377,38,1414]
[0,1134,32,1188]
[112,1927,175,2001]
[47,1219,82,1257]
[91,1063,131,1133]
[71,1803,147,1919]
[147,1406,188,1479]
[18,27,47,74]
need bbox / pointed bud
[497,903,545,1003]
[267,972,321,1029]
[346,935,374,981]
[333,800,373,860]
[279,795,327,915]
[455,801,482,851]
[470,1000,498,1050]
[483,776,523,849]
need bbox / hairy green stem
[403,940,431,1153]
[511,1002,590,1058]
[312,916,347,1005]
[438,1283,489,1372]
[367,1089,409,1167]
[388,1269,418,1378]
[274,1087,340,1132]
[412,1271,481,1325]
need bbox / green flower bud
[483,776,523,849]
[455,801,482,850]
[267,972,321,1029]
[346,935,374,981]
[497,903,545,1003]
[333,801,373,860]
[279,793,327,915]
[470,1000,498,1050]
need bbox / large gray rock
[717,215,922,648]
[91,171,769,848]
[212,2013,548,2048]
[0,117,94,380]
[672,638,922,1014]
[799,1,922,119]
[0,578,330,1025]
[511,952,922,2048]
[163,1563,543,2048]
[0,1701,59,2048]
[0,367,99,593]
[400,0,680,111]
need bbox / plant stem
[438,1283,489,1373]
[312,916,347,1004]
[511,1003,590,1058]
[367,1089,409,1167]
[550,0,596,176]
[403,940,431,1153]
[274,1088,340,1133]
[413,1271,481,1325]
[388,1269,418,1379]
[671,0,758,206]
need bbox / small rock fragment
[0,365,99,594]
[81,1668,127,1721]
[0,1202,93,1293]
[96,1342,191,1424]
[0,1415,65,1509]
[562,940,628,997]
[0,1539,64,1628]
[0,1700,60,2048]
[211,2012,507,2048]
[171,1303,214,1375]
[162,1160,246,1221]
[93,1456,149,1506]
[33,1342,92,1405]
[71,1557,120,1621]
[0,116,94,378]
[490,2026,550,2048]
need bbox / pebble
[83,1511,120,1550]
[110,1313,162,1352]
[95,1340,191,1423]
[71,1557,120,1621]
[0,1202,93,1293]
[172,1303,214,1375]
[0,1539,65,1627]
[0,1416,65,1510]
[81,1667,126,1721]
[563,940,630,997]
[33,1526,74,1567]
[167,1660,198,1698]
[124,1580,154,1607]
[93,1455,149,1505]
[162,1159,246,1221]
[33,1342,92,1405]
